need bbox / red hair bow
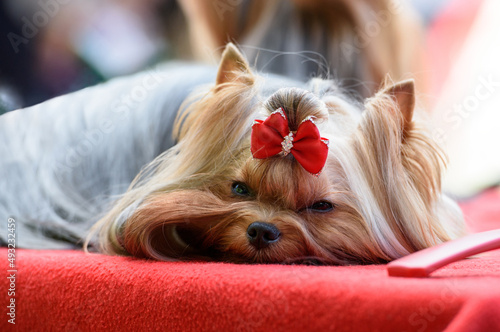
[251,108,329,175]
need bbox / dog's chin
[215,247,348,266]
[152,224,284,264]
[144,222,380,266]
[172,225,343,265]
[220,252,337,265]
[121,190,369,265]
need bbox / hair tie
[250,108,329,175]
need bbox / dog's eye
[231,182,251,196]
[308,201,334,212]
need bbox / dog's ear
[379,79,415,136]
[354,78,459,256]
[216,43,253,86]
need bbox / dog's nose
[246,222,281,249]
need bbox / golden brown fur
[88,44,464,265]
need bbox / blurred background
[0,0,498,199]
[0,0,467,111]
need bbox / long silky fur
[87,51,464,264]
[1,46,464,264]
[0,63,216,248]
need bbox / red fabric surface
[460,188,500,233]
[1,188,499,332]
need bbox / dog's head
[91,44,464,264]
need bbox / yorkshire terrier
[1,44,464,264]
[92,43,464,264]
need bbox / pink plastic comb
[387,229,500,277]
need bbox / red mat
[1,188,499,332]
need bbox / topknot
[265,88,328,131]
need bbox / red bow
[251,108,329,175]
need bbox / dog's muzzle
[246,222,281,249]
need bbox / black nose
[246,222,281,249]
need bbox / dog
[0,44,464,264]
[92,43,464,264]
